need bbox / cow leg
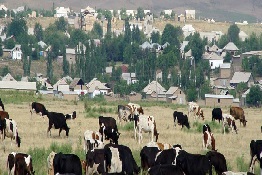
[59,128,62,136]
[250,155,257,173]
[47,125,52,137]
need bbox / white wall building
[54,7,70,18]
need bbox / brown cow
[0,111,9,141]
[230,107,247,127]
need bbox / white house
[0,4,8,11]
[182,24,195,37]
[239,31,248,41]
[3,45,23,60]
[203,52,224,69]
[86,78,110,98]
[54,7,70,18]
[185,10,195,19]
[163,10,172,16]
[53,78,69,91]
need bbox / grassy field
[0,92,261,174]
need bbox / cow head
[137,107,144,115]
[72,111,76,119]
[241,118,247,127]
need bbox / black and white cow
[206,151,227,175]
[223,114,238,134]
[65,111,76,120]
[155,145,182,166]
[30,102,48,117]
[148,164,185,175]
[249,140,262,174]
[173,111,190,129]
[176,150,212,175]
[98,116,120,144]
[85,149,106,175]
[47,112,70,137]
[52,152,82,175]
[7,152,34,175]
[140,146,161,172]
[203,124,211,133]
[104,144,140,174]
[83,130,104,153]
[212,108,223,123]
[0,98,4,111]
[4,118,21,147]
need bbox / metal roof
[230,72,251,84]
[205,94,234,99]
[0,81,36,90]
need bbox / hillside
[2,0,262,22]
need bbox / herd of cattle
[0,98,261,174]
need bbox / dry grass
[0,100,261,174]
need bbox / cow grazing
[188,101,204,120]
[223,114,238,134]
[146,141,172,150]
[98,116,120,144]
[0,98,4,111]
[155,146,182,166]
[206,151,227,175]
[134,115,159,144]
[30,102,48,117]
[52,152,82,175]
[4,119,21,147]
[173,111,190,129]
[85,149,106,175]
[7,152,34,175]
[117,104,132,124]
[65,111,76,120]
[47,112,70,137]
[230,106,247,127]
[249,140,262,174]
[104,144,140,174]
[203,124,215,151]
[148,164,185,175]
[83,130,104,153]
[176,150,212,175]
[140,146,161,172]
[212,108,223,123]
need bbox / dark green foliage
[0,66,10,77]
[227,24,240,44]
[34,23,43,41]
[246,85,262,107]
[224,52,231,63]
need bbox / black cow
[0,98,4,111]
[7,152,34,175]
[104,144,140,174]
[173,111,190,129]
[30,102,48,117]
[212,108,223,123]
[99,116,120,144]
[47,112,70,137]
[249,140,262,174]
[65,111,76,120]
[53,152,82,175]
[155,147,182,166]
[176,150,212,175]
[140,146,161,171]
[85,149,106,174]
[203,124,211,133]
[206,151,227,175]
[148,164,184,175]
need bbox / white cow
[83,130,104,153]
[4,119,21,147]
[134,115,159,144]
[222,114,238,134]
[188,102,204,120]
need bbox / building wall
[214,78,230,87]
[209,60,223,70]
[63,94,79,101]
[74,84,87,91]
[232,56,242,72]
[220,68,231,78]
[66,53,76,64]
[205,97,234,107]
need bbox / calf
[212,108,223,123]
[203,124,215,151]
[173,111,190,129]
[134,115,159,144]
[83,130,104,153]
[53,152,82,175]
[176,149,212,175]
[206,151,227,175]
[140,146,161,172]
[4,118,21,147]
[47,112,70,137]
[98,116,120,144]
[230,106,247,127]
[249,140,262,174]
[7,152,34,175]
[85,149,106,175]
[30,102,48,117]
[65,111,76,120]
[0,98,4,111]
[223,114,238,134]
[188,101,204,120]
[148,164,184,175]
[104,144,140,174]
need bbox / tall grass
[0,90,38,104]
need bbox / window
[211,62,213,66]
[218,98,220,103]
[180,91,181,94]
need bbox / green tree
[55,17,68,32]
[46,51,53,80]
[186,33,205,63]
[0,40,3,57]
[120,8,127,20]
[34,23,43,41]
[224,52,231,62]
[62,46,69,76]
[151,31,160,43]
[227,24,240,44]
[91,22,103,38]
[236,82,248,98]
[186,87,198,101]
[246,85,262,107]
[136,7,144,21]
[217,34,229,48]
[7,18,28,43]
[161,24,182,47]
